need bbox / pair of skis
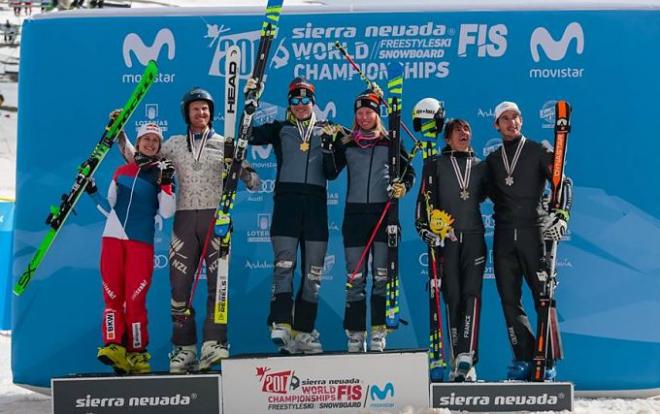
[212,0,283,324]
[532,100,571,381]
[13,60,159,296]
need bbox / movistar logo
[370,383,394,401]
[123,28,176,68]
[530,22,584,62]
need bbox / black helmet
[181,87,215,125]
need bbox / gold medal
[300,142,310,152]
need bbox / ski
[532,100,571,381]
[214,0,283,240]
[214,45,241,325]
[13,60,159,296]
[385,62,403,330]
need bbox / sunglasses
[289,97,312,106]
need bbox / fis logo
[457,24,507,58]
[530,22,584,62]
[122,28,176,68]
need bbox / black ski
[532,100,570,381]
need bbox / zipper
[123,167,140,231]
[366,146,375,203]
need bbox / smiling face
[444,119,472,152]
[136,133,160,157]
[289,97,314,121]
[495,110,523,141]
[355,107,378,131]
[188,100,211,132]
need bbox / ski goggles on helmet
[289,96,313,106]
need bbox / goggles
[289,96,312,106]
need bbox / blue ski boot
[544,365,557,381]
[506,360,531,381]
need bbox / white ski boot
[198,341,229,371]
[293,330,323,354]
[369,325,388,352]
[346,330,367,353]
[169,345,197,373]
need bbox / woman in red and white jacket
[87,123,175,375]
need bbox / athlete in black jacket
[486,101,572,381]
[416,118,488,382]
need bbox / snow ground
[1,333,660,414]
[2,1,660,413]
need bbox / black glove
[85,177,98,195]
[134,152,158,168]
[158,158,175,185]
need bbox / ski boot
[169,345,198,373]
[453,353,474,382]
[346,330,367,353]
[270,323,295,354]
[369,325,387,352]
[507,360,531,381]
[127,351,151,374]
[97,344,131,375]
[293,330,323,354]
[199,341,229,371]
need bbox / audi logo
[154,254,169,269]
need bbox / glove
[244,77,263,98]
[157,158,175,185]
[419,228,442,247]
[542,208,569,241]
[388,181,407,199]
[371,83,384,99]
[134,152,158,168]
[108,108,121,121]
[321,124,339,152]
[84,177,98,195]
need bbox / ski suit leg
[100,237,126,346]
[370,241,388,328]
[516,227,548,363]
[169,210,203,346]
[268,193,303,327]
[440,238,460,361]
[456,232,486,364]
[494,227,535,361]
[342,212,384,332]
[198,209,227,345]
[293,195,328,333]
[124,239,154,352]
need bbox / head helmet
[180,87,215,126]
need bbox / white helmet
[412,98,445,135]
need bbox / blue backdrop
[12,5,660,392]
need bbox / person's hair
[444,118,471,140]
